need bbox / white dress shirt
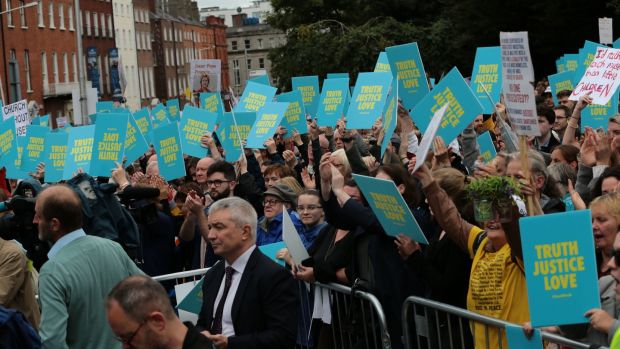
[213,245,256,337]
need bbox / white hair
[209,197,257,239]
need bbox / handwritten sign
[246,102,289,149]
[520,210,600,327]
[570,47,620,105]
[234,80,277,113]
[179,106,217,158]
[316,78,349,127]
[2,99,30,137]
[471,46,502,114]
[346,72,392,129]
[292,76,320,117]
[385,42,429,110]
[277,90,307,134]
[153,123,185,181]
[63,125,95,179]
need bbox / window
[244,39,250,49]
[24,50,32,92]
[107,15,112,37]
[233,59,240,85]
[8,50,20,102]
[163,27,167,41]
[52,52,58,83]
[149,68,154,97]
[259,58,265,69]
[100,13,105,38]
[63,53,68,82]
[6,0,13,27]
[41,52,48,86]
[246,59,251,70]
[147,32,151,49]
[84,11,90,36]
[68,6,74,30]
[58,4,64,30]
[92,11,98,37]
[19,1,26,28]
[258,38,263,49]
[48,3,54,29]
[72,53,78,82]
[37,1,44,27]
[270,37,275,48]
[231,40,237,51]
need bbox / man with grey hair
[106,275,211,349]
[196,197,299,348]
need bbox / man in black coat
[196,197,299,349]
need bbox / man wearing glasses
[34,185,143,348]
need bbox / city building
[199,0,271,26]
[112,0,140,110]
[0,0,80,124]
[133,0,155,108]
[155,0,199,21]
[226,13,285,96]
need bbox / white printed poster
[190,59,221,92]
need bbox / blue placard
[277,90,307,135]
[199,92,225,118]
[615,37,620,48]
[246,102,289,149]
[96,101,115,113]
[21,125,48,173]
[429,78,436,89]
[477,131,497,163]
[582,89,620,131]
[152,123,185,181]
[234,80,277,113]
[385,42,430,110]
[519,210,600,327]
[133,107,153,144]
[39,114,50,127]
[346,72,392,129]
[177,278,204,314]
[43,131,68,183]
[548,71,575,106]
[352,174,428,244]
[574,41,606,86]
[91,114,128,177]
[327,73,349,79]
[0,117,18,168]
[564,53,579,72]
[151,103,170,129]
[380,78,398,156]
[411,67,484,146]
[179,106,217,158]
[556,56,566,73]
[166,98,181,122]
[249,74,271,86]
[292,76,320,117]
[374,52,391,73]
[258,241,286,266]
[5,137,29,179]
[124,114,149,165]
[505,325,542,349]
[316,78,349,127]
[217,112,256,162]
[471,46,502,114]
[63,125,95,179]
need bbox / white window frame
[63,52,68,82]
[58,3,65,30]
[24,50,32,92]
[68,5,74,30]
[52,51,59,83]
[84,11,90,35]
[48,3,54,29]
[37,1,43,27]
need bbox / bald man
[34,185,143,349]
[195,157,215,192]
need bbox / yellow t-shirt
[467,226,530,348]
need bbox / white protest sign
[413,104,449,172]
[190,59,221,92]
[282,209,309,266]
[2,99,30,136]
[599,18,613,45]
[570,47,620,105]
[500,32,540,137]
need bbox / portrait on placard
[191,59,221,93]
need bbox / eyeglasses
[264,198,283,206]
[206,180,230,187]
[115,320,145,345]
[297,205,322,212]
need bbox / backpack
[0,306,41,349]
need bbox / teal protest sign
[556,56,566,73]
[352,174,428,244]
[477,131,497,163]
[564,53,579,72]
[506,325,542,349]
[0,117,18,167]
[520,210,600,327]
[277,90,307,134]
[385,42,429,110]
[21,125,48,173]
[316,78,349,127]
[246,102,289,149]
[151,103,170,129]
[96,101,115,113]
[179,106,217,158]
[346,72,392,129]
[411,67,484,146]
[153,123,185,181]
[582,89,620,131]
[166,98,181,122]
[133,107,153,143]
[249,74,271,86]
[573,41,606,86]
[63,125,95,179]
[258,241,286,266]
[39,114,49,127]
[217,112,256,162]
[91,114,128,177]
[327,73,349,79]
[199,92,224,118]
[124,114,149,165]
[5,137,29,179]
[374,52,391,73]
[177,277,204,315]
[43,132,68,183]
[234,81,277,113]
[471,46,502,114]
[292,76,320,117]
[548,71,575,106]
[380,78,398,157]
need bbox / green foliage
[466,176,521,203]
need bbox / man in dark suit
[197,197,299,349]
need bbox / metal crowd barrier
[152,267,210,284]
[403,296,609,349]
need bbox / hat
[264,183,298,206]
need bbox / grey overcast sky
[196,0,253,10]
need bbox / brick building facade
[80,0,115,101]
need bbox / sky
[196,0,253,10]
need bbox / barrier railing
[152,268,210,284]
[403,296,609,349]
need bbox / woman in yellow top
[410,160,532,349]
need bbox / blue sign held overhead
[153,123,186,181]
[292,76,320,117]
[316,78,349,127]
[234,80,277,113]
[470,46,502,114]
[42,131,68,183]
[246,102,289,149]
[277,90,307,135]
[385,42,429,110]
[91,114,128,177]
[217,112,256,162]
[346,72,392,129]
[179,106,218,158]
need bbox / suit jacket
[196,247,299,349]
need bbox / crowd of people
[2,74,620,349]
